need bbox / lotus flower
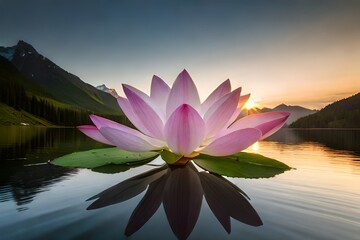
[78,70,289,159]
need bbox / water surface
[0,127,359,239]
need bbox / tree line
[0,81,130,126]
[290,93,360,128]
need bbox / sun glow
[244,100,257,110]
[251,141,259,151]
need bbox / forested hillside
[290,93,360,128]
[0,53,128,126]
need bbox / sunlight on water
[237,131,360,240]
[0,128,359,239]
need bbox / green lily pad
[51,147,159,169]
[193,152,291,178]
[160,150,182,164]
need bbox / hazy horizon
[1,0,359,109]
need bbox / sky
[0,0,360,109]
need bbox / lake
[0,127,359,239]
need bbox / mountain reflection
[0,126,102,207]
[0,164,76,207]
[87,162,262,239]
[267,128,360,154]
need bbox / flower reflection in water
[87,162,262,239]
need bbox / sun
[244,100,257,110]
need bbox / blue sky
[1,0,360,109]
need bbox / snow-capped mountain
[0,46,15,60]
[0,40,121,114]
[96,84,120,98]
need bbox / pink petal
[122,84,165,120]
[90,114,139,135]
[200,128,261,156]
[164,104,205,156]
[77,125,113,145]
[117,97,147,134]
[256,117,289,140]
[89,114,164,147]
[229,112,290,140]
[201,79,231,115]
[123,85,165,140]
[122,84,151,101]
[99,127,158,152]
[226,93,251,127]
[150,75,170,116]
[203,88,241,138]
[166,70,201,118]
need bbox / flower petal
[150,75,170,116]
[229,112,290,140]
[122,84,151,101]
[166,70,201,118]
[226,93,251,127]
[123,85,165,140]
[200,128,261,156]
[77,125,113,145]
[201,79,231,115]
[203,88,241,138]
[117,97,147,134]
[89,114,164,147]
[122,84,165,120]
[164,104,205,156]
[99,127,158,152]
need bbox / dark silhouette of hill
[290,93,360,128]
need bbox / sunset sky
[1,0,359,109]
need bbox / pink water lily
[78,70,289,158]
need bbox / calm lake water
[0,127,359,239]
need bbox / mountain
[2,40,121,114]
[0,40,126,126]
[290,93,360,128]
[241,104,317,125]
[0,53,50,97]
[0,55,56,125]
[265,104,317,125]
[96,84,120,98]
[0,45,15,60]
